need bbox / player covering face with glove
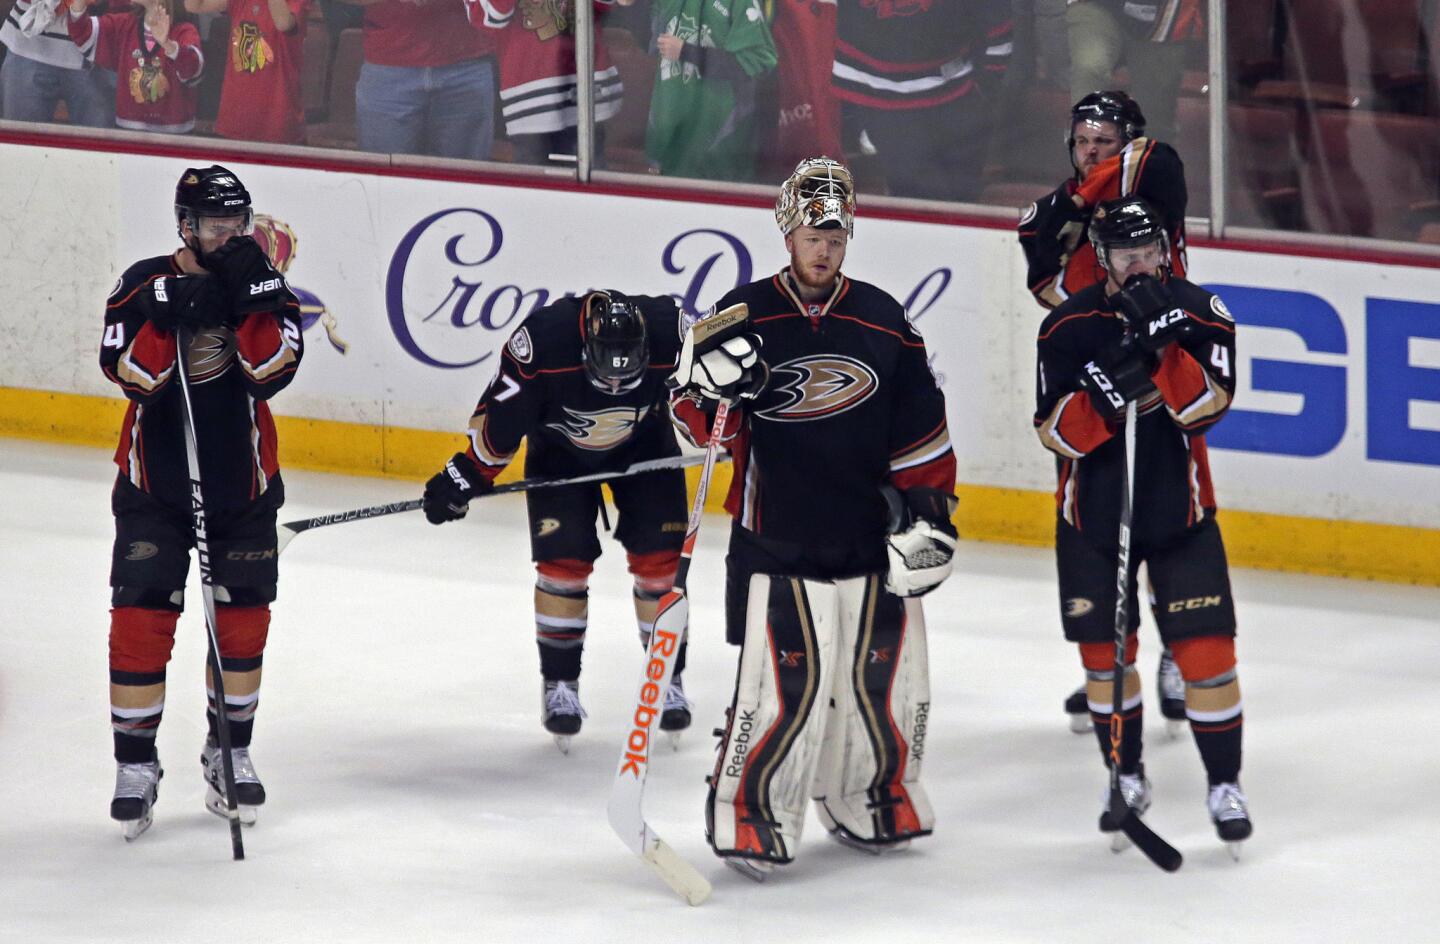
[1033,195,1252,854]
[668,157,959,882]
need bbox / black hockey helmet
[174,165,253,234]
[582,291,649,394]
[1067,91,1146,172]
[1088,196,1170,274]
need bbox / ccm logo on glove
[1083,361,1126,410]
[1145,309,1187,338]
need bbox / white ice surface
[1,439,1437,943]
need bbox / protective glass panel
[1225,0,1440,242]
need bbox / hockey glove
[207,235,292,316]
[1035,187,1088,249]
[671,331,768,405]
[139,275,232,333]
[1114,274,1192,353]
[422,453,493,525]
[1076,342,1157,423]
[881,485,959,598]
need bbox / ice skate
[1208,782,1252,860]
[1098,765,1152,852]
[816,801,910,855]
[723,856,775,883]
[659,674,692,750]
[1065,683,1091,733]
[201,739,265,826]
[111,760,163,841]
[1157,650,1186,737]
[542,679,587,754]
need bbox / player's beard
[789,253,840,293]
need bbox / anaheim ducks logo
[546,405,649,451]
[754,355,878,423]
[185,326,237,384]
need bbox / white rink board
[2,143,1439,528]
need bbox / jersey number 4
[102,323,126,350]
[1209,344,1231,379]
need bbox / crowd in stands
[2,0,1438,244]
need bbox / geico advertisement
[11,148,1437,529]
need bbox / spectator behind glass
[1066,0,1201,145]
[464,0,620,168]
[66,0,203,133]
[335,0,495,160]
[183,0,306,144]
[2,0,118,126]
[767,0,840,176]
[644,0,775,181]
[832,0,1013,203]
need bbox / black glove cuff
[882,485,958,536]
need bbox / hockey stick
[606,400,730,907]
[275,452,718,555]
[175,328,245,861]
[1105,401,1182,872]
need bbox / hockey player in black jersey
[1019,89,1191,733]
[102,165,303,839]
[671,157,958,880]
[1018,91,1188,311]
[422,291,693,752]
[1034,195,1252,855]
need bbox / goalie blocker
[706,571,933,866]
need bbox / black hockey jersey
[460,294,686,478]
[1033,277,1236,549]
[101,252,304,514]
[831,0,1012,111]
[673,270,955,548]
[1018,137,1188,310]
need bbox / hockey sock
[1171,636,1243,784]
[209,605,269,748]
[634,586,688,677]
[1080,638,1143,774]
[535,562,591,681]
[110,606,179,763]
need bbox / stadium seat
[1296,110,1440,240]
[1252,0,1426,112]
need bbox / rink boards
[0,139,1437,585]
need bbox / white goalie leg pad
[707,574,840,865]
[812,577,935,848]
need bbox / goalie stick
[176,328,245,861]
[607,301,751,905]
[1105,401,1182,873]
[275,452,718,555]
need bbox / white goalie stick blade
[607,590,712,906]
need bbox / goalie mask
[1088,196,1170,278]
[775,157,856,237]
[582,291,649,394]
[175,165,254,258]
[1067,90,1146,175]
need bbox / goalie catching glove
[882,486,959,598]
[422,453,493,524]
